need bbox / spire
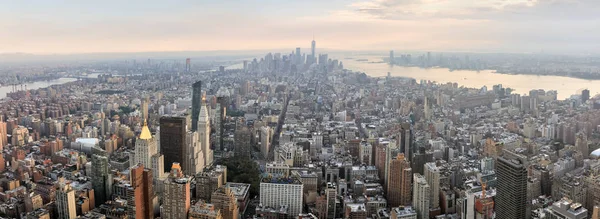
[199,94,209,123]
[139,119,152,140]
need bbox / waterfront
[0,78,78,98]
[334,55,600,100]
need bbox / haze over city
[2,0,600,54]
[2,1,600,219]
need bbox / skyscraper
[211,186,239,219]
[311,38,316,64]
[196,165,227,201]
[389,50,395,65]
[141,97,149,123]
[0,121,7,149]
[186,58,191,72]
[582,89,590,102]
[185,131,204,176]
[260,176,304,217]
[260,126,272,160]
[162,163,191,219]
[56,179,77,219]
[413,174,430,219]
[234,126,252,158]
[160,116,187,172]
[91,147,110,206]
[134,121,157,168]
[198,94,213,167]
[215,96,228,151]
[496,156,527,219]
[296,47,302,65]
[387,153,412,207]
[128,164,154,219]
[192,81,202,131]
[424,162,440,210]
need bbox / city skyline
[2,0,599,54]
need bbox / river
[0,78,79,98]
[333,54,600,100]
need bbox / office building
[211,186,239,219]
[189,201,223,219]
[91,147,110,206]
[186,58,191,72]
[544,198,587,219]
[424,162,441,209]
[198,94,213,167]
[326,183,337,219]
[161,163,191,219]
[582,89,590,103]
[260,176,304,217]
[387,153,412,207]
[141,97,149,123]
[260,126,272,160]
[57,179,77,219]
[234,126,252,158]
[134,121,157,168]
[345,203,368,219]
[0,121,7,149]
[215,97,228,151]
[160,116,187,172]
[413,174,430,219]
[310,38,316,64]
[192,81,202,131]
[128,164,153,219]
[197,165,227,201]
[390,206,418,219]
[185,131,204,176]
[496,156,527,219]
[390,50,395,65]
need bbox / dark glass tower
[191,81,202,131]
[160,116,187,172]
[496,156,527,219]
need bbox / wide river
[0,78,78,98]
[332,55,600,100]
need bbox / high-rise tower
[128,164,154,219]
[198,93,213,167]
[496,156,527,219]
[192,81,202,131]
[186,58,191,72]
[56,179,77,219]
[160,116,187,172]
[311,38,316,64]
[413,174,430,219]
[134,120,157,168]
[162,163,191,219]
[387,153,412,207]
[211,186,239,219]
[91,147,110,206]
[424,162,441,210]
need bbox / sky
[1,0,599,54]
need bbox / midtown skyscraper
[91,147,110,206]
[496,156,527,219]
[56,179,76,219]
[387,153,412,207]
[128,164,154,219]
[160,116,187,172]
[191,81,202,131]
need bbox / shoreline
[388,63,600,81]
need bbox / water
[0,78,78,98]
[335,55,600,100]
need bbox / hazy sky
[1,0,599,54]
